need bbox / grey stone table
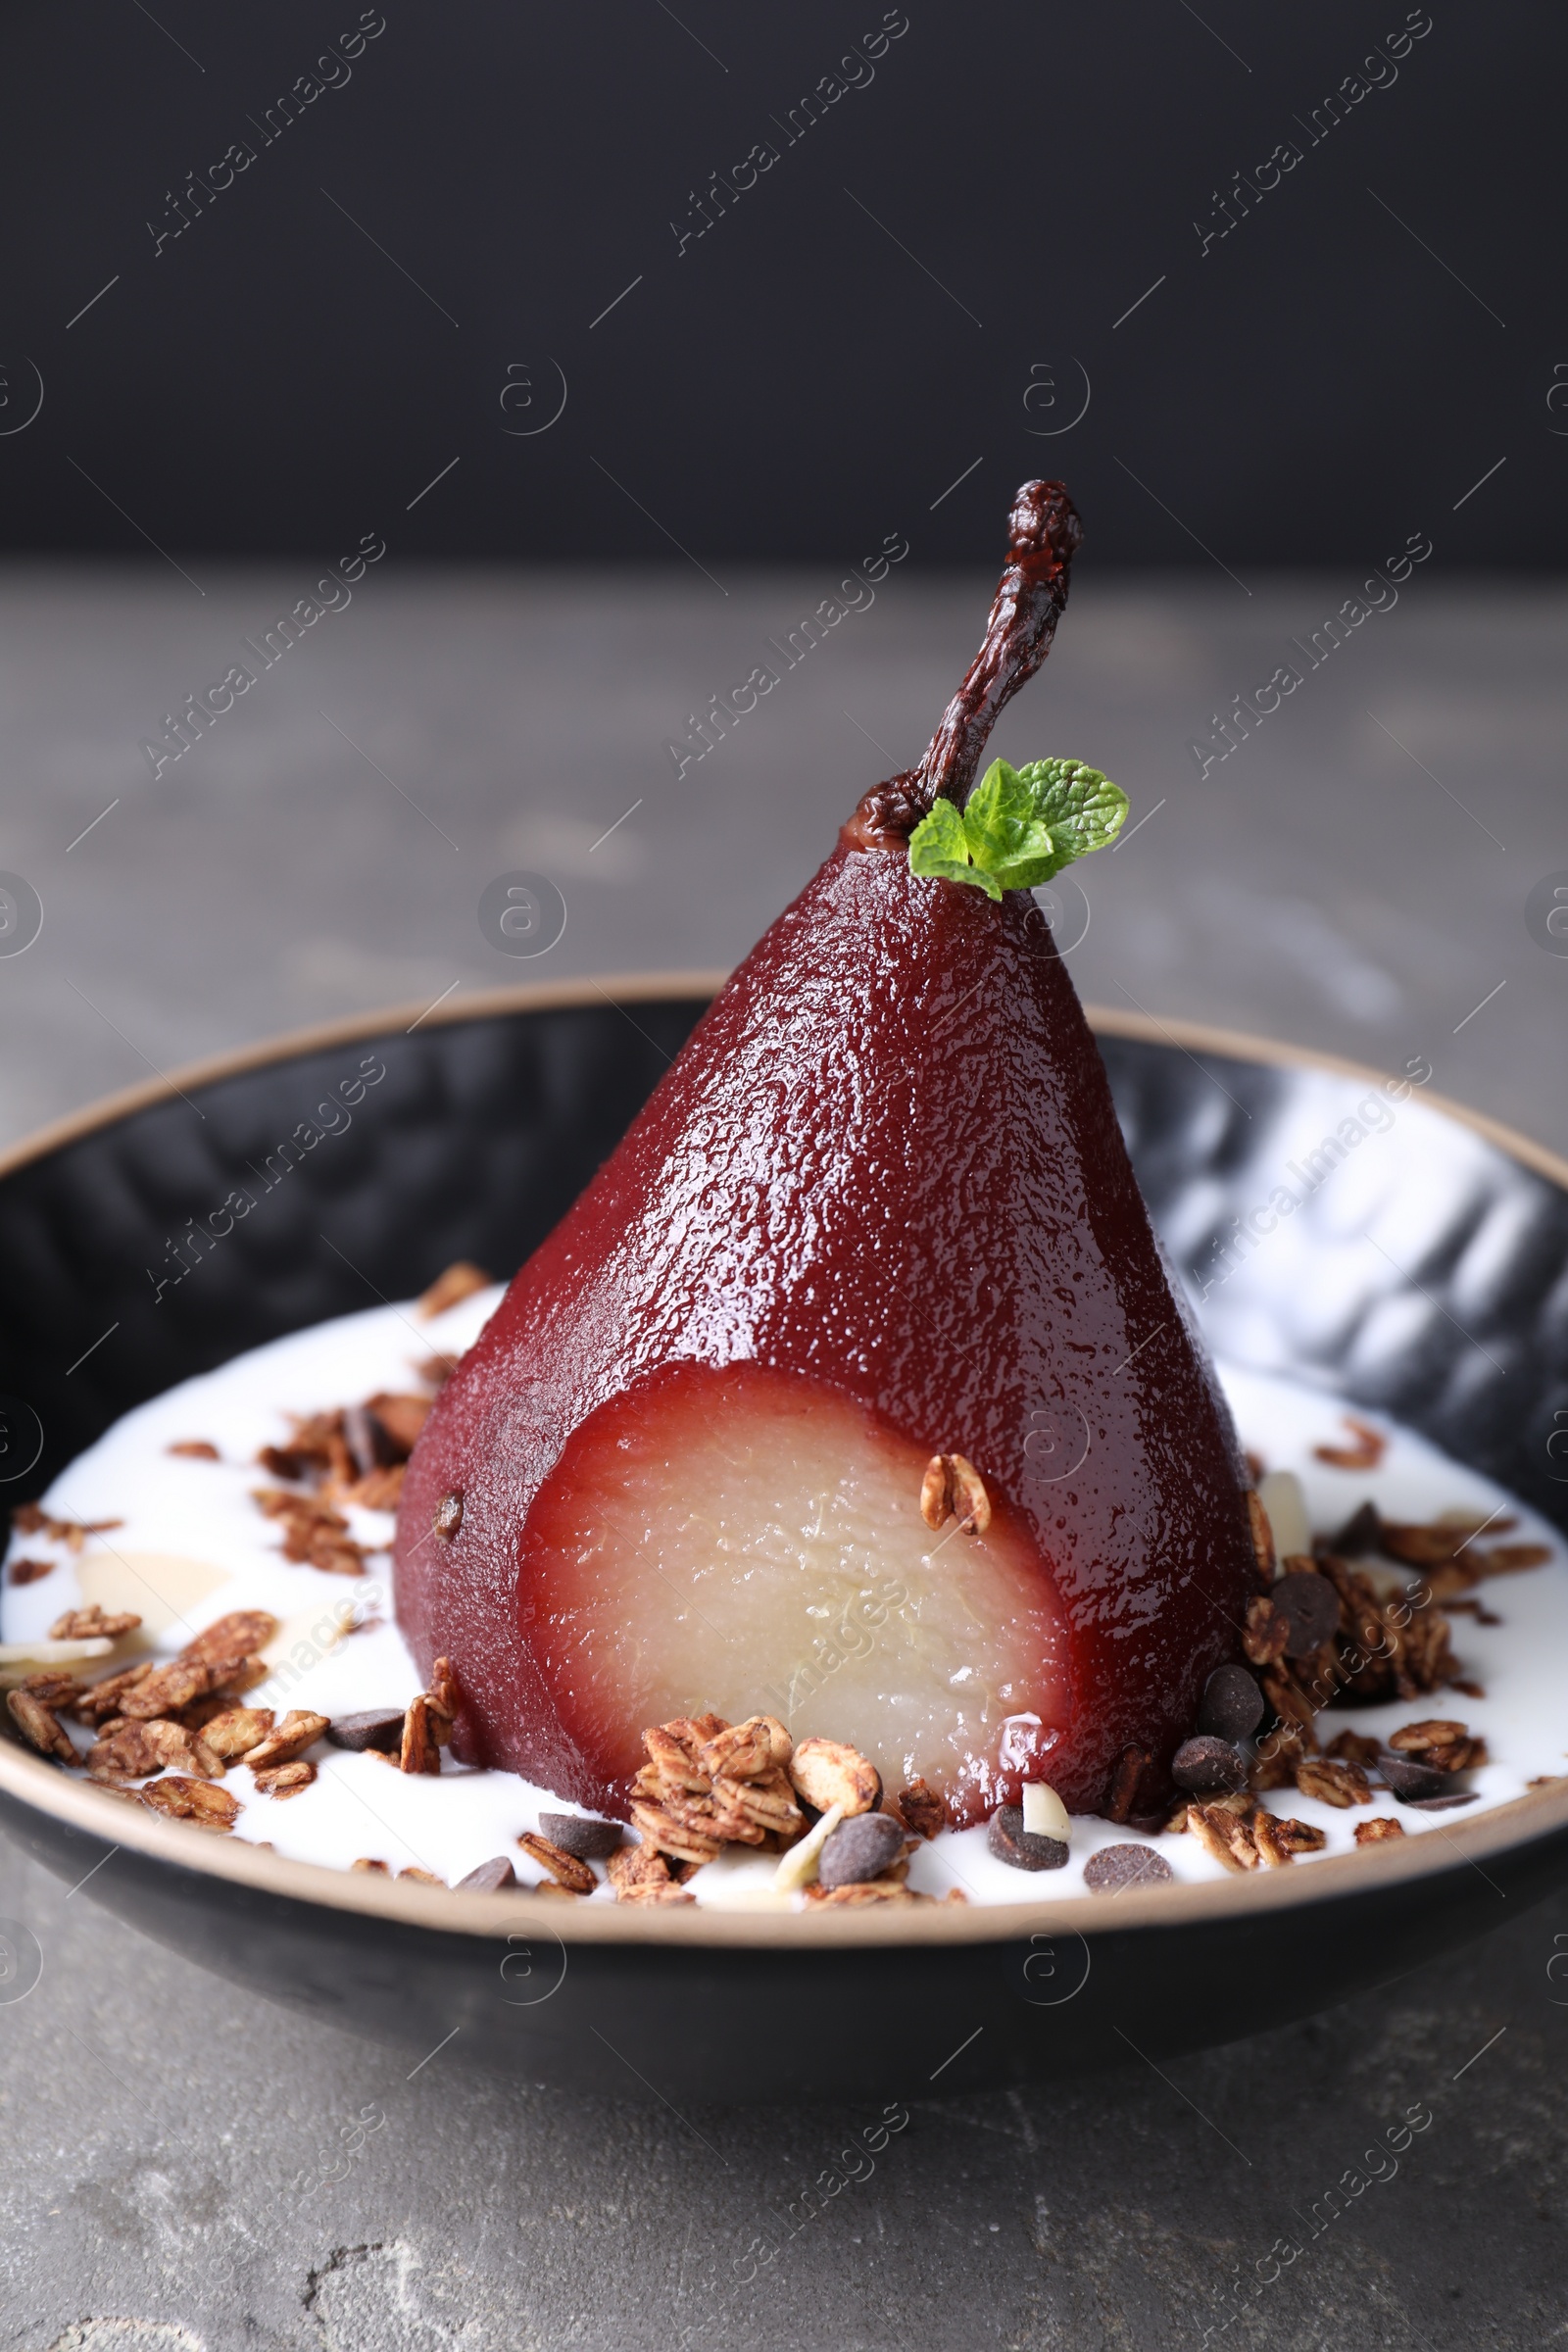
[1,563,1565,2350]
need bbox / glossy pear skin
[396,846,1257,1818]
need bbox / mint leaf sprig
[907,759,1129,901]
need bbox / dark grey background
[1,1,1561,565]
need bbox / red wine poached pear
[395,481,1259,1826]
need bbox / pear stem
[841,479,1083,852]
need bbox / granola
[46,1604,141,1642]
[136,1776,240,1831]
[87,1718,223,1782]
[1354,1816,1406,1844]
[515,1830,595,1895]
[804,1880,913,1906]
[398,1693,442,1776]
[245,1710,329,1771]
[1312,1415,1387,1472]
[890,1778,947,1839]
[1386,1718,1488,1773]
[417,1260,492,1318]
[196,1706,275,1760]
[1246,1489,1276,1580]
[7,1504,122,1553]
[607,1840,695,1904]
[183,1611,278,1666]
[1186,1802,1260,1874]
[787,1738,877,1820]
[1295,1756,1372,1808]
[6,1689,75,1762]
[253,1487,368,1576]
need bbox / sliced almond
[0,1637,115,1691]
[1021,1782,1071,1843]
[74,1550,231,1641]
[773,1801,845,1892]
[1256,1470,1311,1563]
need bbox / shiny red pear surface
[395,477,1257,1826]
[395,851,1257,1822]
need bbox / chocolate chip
[1402,1793,1479,1812]
[344,1402,401,1477]
[457,1856,516,1892]
[1271,1569,1342,1657]
[325,1708,407,1753]
[537,1811,624,1860]
[987,1805,1068,1872]
[1171,1737,1250,1793]
[1331,1500,1384,1557]
[433,1490,464,1542]
[1198,1663,1264,1741]
[1084,1843,1174,1893]
[1376,1750,1451,1800]
[818,1811,906,1890]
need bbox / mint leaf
[1014,759,1129,861]
[962,760,1059,883]
[907,799,1002,900]
[906,756,1128,898]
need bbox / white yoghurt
[3,1291,1562,1904]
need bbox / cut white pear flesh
[520,1361,1068,1803]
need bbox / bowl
[3,979,1567,2104]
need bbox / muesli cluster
[604,1709,958,1907]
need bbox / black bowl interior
[3,987,1568,2101]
